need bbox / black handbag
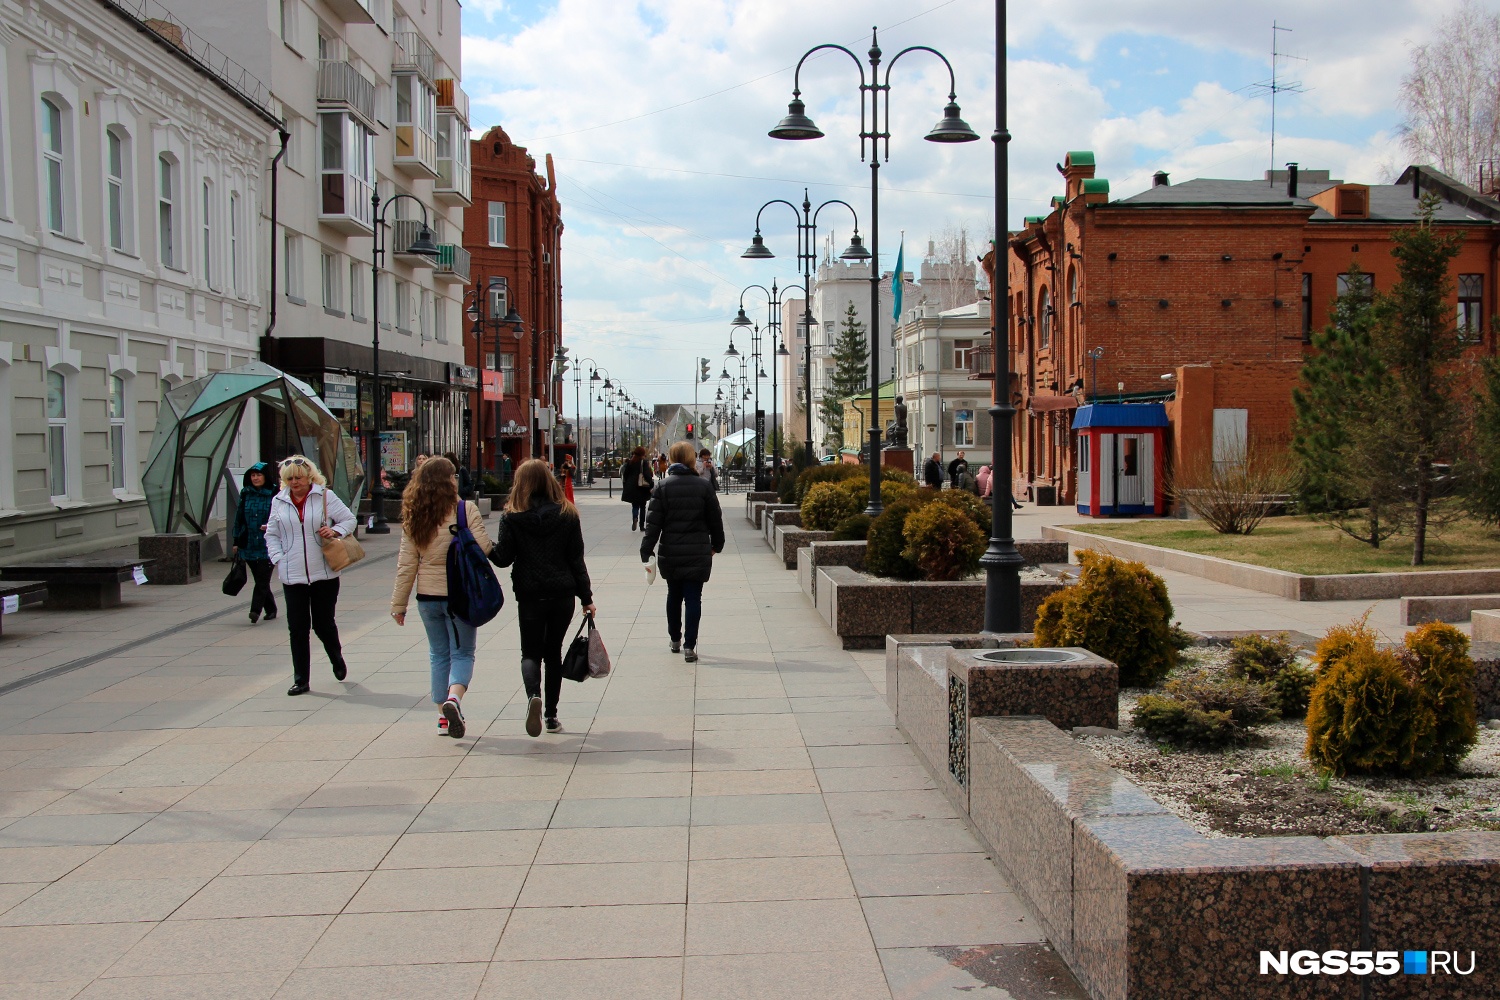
[560,614,594,683]
[222,558,248,597]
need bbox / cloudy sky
[459,0,1457,409]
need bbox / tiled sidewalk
[0,493,1083,999]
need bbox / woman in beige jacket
[390,456,494,738]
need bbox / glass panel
[109,375,124,418]
[321,113,343,171]
[111,424,125,489]
[42,98,61,152]
[46,159,63,233]
[48,426,66,496]
[107,130,122,177]
[45,371,65,418]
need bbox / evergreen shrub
[929,488,992,535]
[1227,632,1315,718]
[902,502,985,581]
[801,482,861,531]
[865,497,934,580]
[1032,550,1179,686]
[1133,672,1276,748]
[831,514,873,542]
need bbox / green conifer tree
[819,302,869,452]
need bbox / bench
[0,581,47,636]
[0,557,155,609]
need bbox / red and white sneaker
[437,714,449,735]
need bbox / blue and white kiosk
[1073,403,1168,517]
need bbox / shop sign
[323,373,358,411]
[449,363,479,389]
[390,391,416,419]
[482,370,503,402]
[499,419,528,437]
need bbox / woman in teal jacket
[233,462,278,623]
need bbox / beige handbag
[318,493,366,571]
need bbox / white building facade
[893,300,994,466]
[179,0,471,471]
[0,0,279,561]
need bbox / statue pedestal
[882,448,914,475]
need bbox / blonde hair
[400,456,458,548]
[668,441,696,465]
[279,455,327,486]
[505,458,578,517]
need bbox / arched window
[46,370,67,499]
[158,155,178,269]
[41,97,66,234]
[1038,288,1051,350]
[106,126,133,251]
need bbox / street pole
[980,0,1024,633]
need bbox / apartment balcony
[317,60,377,131]
[968,345,994,380]
[393,32,436,84]
[323,0,375,24]
[436,78,469,124]
[391,219,437,268]
[435,114,471,206]
[433,244,470,284]
[395,123,437,179]
[320,169,374,235]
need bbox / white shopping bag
[644,557,658,586]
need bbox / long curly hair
[401,455,458,547]
[505,458,577,517]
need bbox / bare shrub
[1169,434,1295,535]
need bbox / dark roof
[1113,169,1500,224]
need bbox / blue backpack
[446,502,504,627]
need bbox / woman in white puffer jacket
[264,455,356,696]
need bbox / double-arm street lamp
[743,193,868,468]
[464,276,523,480]
[769,27,979,515]
[978,1,1023,631]
[367,192,440,534]
[730,282,797,489]
[573,357,600,484]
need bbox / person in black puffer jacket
[620,445,653,531]
[232,462,278,624]
[490,459,596,737]
[641,440,724,662]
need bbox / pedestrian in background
[559,455,577,504]
[232,462,278,624]
[923,452,943,489]
[491,459,596,736]
[264,455,355,696]
[445,451,472,500]
[696,448,720,493]
[391,456,493,739]
[948,450,969,490]
[642,441,724,663]
[621,446,653,531]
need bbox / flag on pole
[891,235,905,320]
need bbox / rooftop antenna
[1251,22,1307,180]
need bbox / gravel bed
[1073,647,1500,839]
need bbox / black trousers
[518,597,576,718]
[283,579,342,684]
[666,578,704,648]
[247,559,276,617]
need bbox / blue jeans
[417,599,476,704]
[631,502,647,528]
[666,579,704,648]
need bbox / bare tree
[1398,0,1500,187]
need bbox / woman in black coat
[641,440,724,662]
[620,446,654,531]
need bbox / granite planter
[797,540,867,606]
[822,572,1070,649]
[775,526,833,569]
[137,534,205,585]
[1471,641,1500,719]
[764,507,802,546]
[820,566,912,648]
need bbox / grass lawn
[1067,515,1500,576]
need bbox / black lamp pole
[367,191,440,534]
[770,28,979,515]
[980,0,1024,633]
[743,193,868,468]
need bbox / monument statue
[886,395,909,449]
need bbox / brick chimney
[1062,151,1096,200]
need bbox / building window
[106,126,132,251]
[434,296,447,343]
[41,97,67,235]
[284,233,303,302]
[229,193,242,294]
[158,155,179,269]
[487,201,506,246]
[395,279,410,333]
[954,408,975,447]
[1037,288,1051,350]
[501,352,517,394]
[419,288,431,340]
[952,339,975,371]
[321,250,341,313]
[1301,273,1313,342]
[350,260,366,321]
[1459,273,1484,341]
[1336,272,1373,298]
[201,180,215,288]
[319,112,376,230]
[109,375,127,491]
[279,0,295,45]
[46,370,67,500]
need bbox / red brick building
[988,152,1500,507]
[463,126,564,472]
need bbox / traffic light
[686,422,695,437]
[699,358,711,382]
[555,345,570,377]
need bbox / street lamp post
[731,281,801,489]
[770,27,979,516]
[743,192,868,468]
[367,192,441,534]
[464,276,524,481]
[979,0,1024,633]
[575,357,599,485]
